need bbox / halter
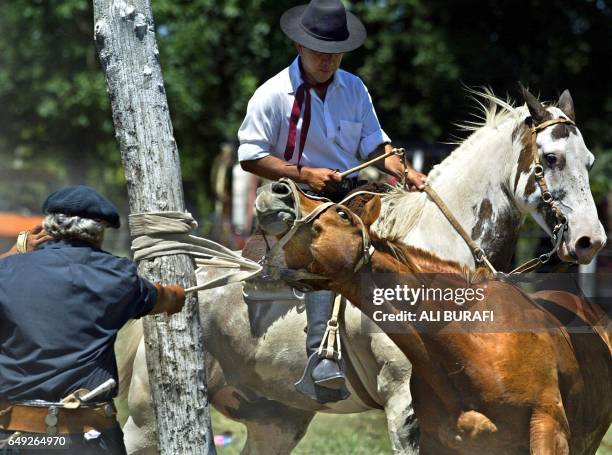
[508,116,574,273]
[424,116,575,275]
[260,178,376,279]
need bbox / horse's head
[255,180,381,279]
[308,196,381,278]
[516,85,606,264]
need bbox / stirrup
[312,358,346,389]
[295,352,350,403]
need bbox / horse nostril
[271,182,291,195]
[576,236,592,250]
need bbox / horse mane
[376,88,531,241]
[344,182,393,217]
[452,87,519,135]
[369,232,490,284]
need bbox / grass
[117,398,611,454]
[212,408,390,455]
[599,426,612,455]
[212,410,611,455]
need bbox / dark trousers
[304,290,336,355]
[0,426,126,455]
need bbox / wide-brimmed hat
[280,0,366,53]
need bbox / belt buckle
[45,405,59,435]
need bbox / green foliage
[591,146,612,202]
[0,0,610,216]
[151,0,293,209]
[0,0,114,212]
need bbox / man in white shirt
[238,0,426,403]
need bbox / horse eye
[336,209,350,220]
[545,154,558,166]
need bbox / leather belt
[0,401,117,434]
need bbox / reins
[422,185,498,273]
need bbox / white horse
[119,88,606,454]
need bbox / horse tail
[115,319,144,400]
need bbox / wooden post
[92,1,216,453]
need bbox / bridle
[506,116,575,273]
[258,178,377,287]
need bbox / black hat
[42,185,121,229]
[280,0,366,53]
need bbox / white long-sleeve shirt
[237,57,390,176]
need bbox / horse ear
[557,89,575,122]
[361,196,382,227]
[518,82,551,125]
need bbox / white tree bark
[92,1,215,453]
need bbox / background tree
[92,1,216,451]
[1,0,610,233]
[0,1,120,211]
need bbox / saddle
[341,181,392,215]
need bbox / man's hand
[404,168,427,192]
[26,224,53,251]
[0,223,52,258]
[302,167,343,193]
[241,156,342,193]
[150,284,186,315]
[367,144,427,192]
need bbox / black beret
[42,185,121,229]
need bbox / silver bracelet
[16,230,30,253]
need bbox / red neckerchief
[284,58,334,165]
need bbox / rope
[318,294,344,359]
[128,211,262,293]
[337,147,404,178]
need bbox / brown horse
[257,189,612,454]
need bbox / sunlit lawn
[599,426,612,455]
[212,408,391,455]
[117,399,611,454]
[212,410,611,455]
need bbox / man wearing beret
[0,186,185,454]
[238,0,427,403]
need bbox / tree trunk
[92,1,215,453]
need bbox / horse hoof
[457,410,498,439]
